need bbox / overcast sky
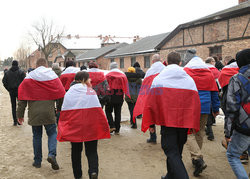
[0,0,238,60]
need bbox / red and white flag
[105,68,130,97]
[57,83,110,142]
[142,64,201,132]
[218,62,239,88]
[133,61,165,122]
[184,57,218,91]
[18,66,65,101]
[60,67,80,90]
[87,68,106,87]
[206,64,220,79]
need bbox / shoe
[147,138,156,144]
[89,172,98,179]
[32,162,41,168]
[47,156,59,170]
[110,128,116,133]
[207,134,214,141]
[13,122,17,126]
[240,152,249,164]
[131,124,137,129]
[114,131,120,135]
[193,158,207,177]
[161,175,166,179]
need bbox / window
[131,57,136,66]
[120,57,124,68]
[209,46,222,60]
[110,58,114,63]
[144,56,150,68]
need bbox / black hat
[236,49,250,68]
[12,60,18,66]
[133,62,140,68]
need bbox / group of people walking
[2,48,250,179]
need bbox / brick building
[104,33,170,72]
[157,1,250,62]
[76,43,128,69]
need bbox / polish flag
[60,67,80,90]
[133,61,165,122]
[105,68,130,97]
[87,68,106,87]
[57,83,110,142]
[184,57,218,91]
[18,66,65,101]
[218,62,239,88]
[142,64,201,132]
[206,64,220,79]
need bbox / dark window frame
[120,57,124,68]
[131,56,136,66]
[144,56,150,68]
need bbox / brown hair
[205,57,215,63]
[36,58,47,67]
[74,71,89,83]
[167,52,181,65]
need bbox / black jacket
[125,72,142,103]
[135,67,145,78]
[2,66,26,91]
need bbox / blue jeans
[32,124,57,164]
[227,130,250,179]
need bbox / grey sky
[0,0,237,60]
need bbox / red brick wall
[160,14,250,61]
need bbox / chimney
[239,0,248,4]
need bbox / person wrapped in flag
[133,54,165,143]
[105,62,130,134]
[184,56,220,177]
[57,71,110,179]
[17,58,66,170]
[87,61,110,108]
[142,52,201,179]
[60,60,80,91]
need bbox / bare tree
[29,18,64,63]
[14,44,31,69]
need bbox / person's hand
[225,137,231,143]
[18,118,24,125]
[213,111,219,117]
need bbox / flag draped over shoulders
[105,68,130,97]
[60,67,80,90]
[218,62,239,88]
[142,64,201,132]
[87,68,106,87]
[133,61,165,122]
[57,83,110,142]
[206,64,220,79]
[184,57,218,91]
[18,66,65,101]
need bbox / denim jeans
[32,124,57,164]
[227,130,250,179]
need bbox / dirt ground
[0,72,249,179]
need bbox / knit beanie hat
[127,67,135,73]
[236,49,250,68]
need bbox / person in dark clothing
[4,68,8,74]
[125,67,142,129]
[133,62,145,78]
[2,60,26,125]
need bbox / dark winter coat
[2,66,26,91]
[125,72,142,103]
[135,67,145,78]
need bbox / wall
[160,14,250,61]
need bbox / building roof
[105,33,170,58]
[156,1,250,49]
[76,43,128,61]
[62,49,91,57]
